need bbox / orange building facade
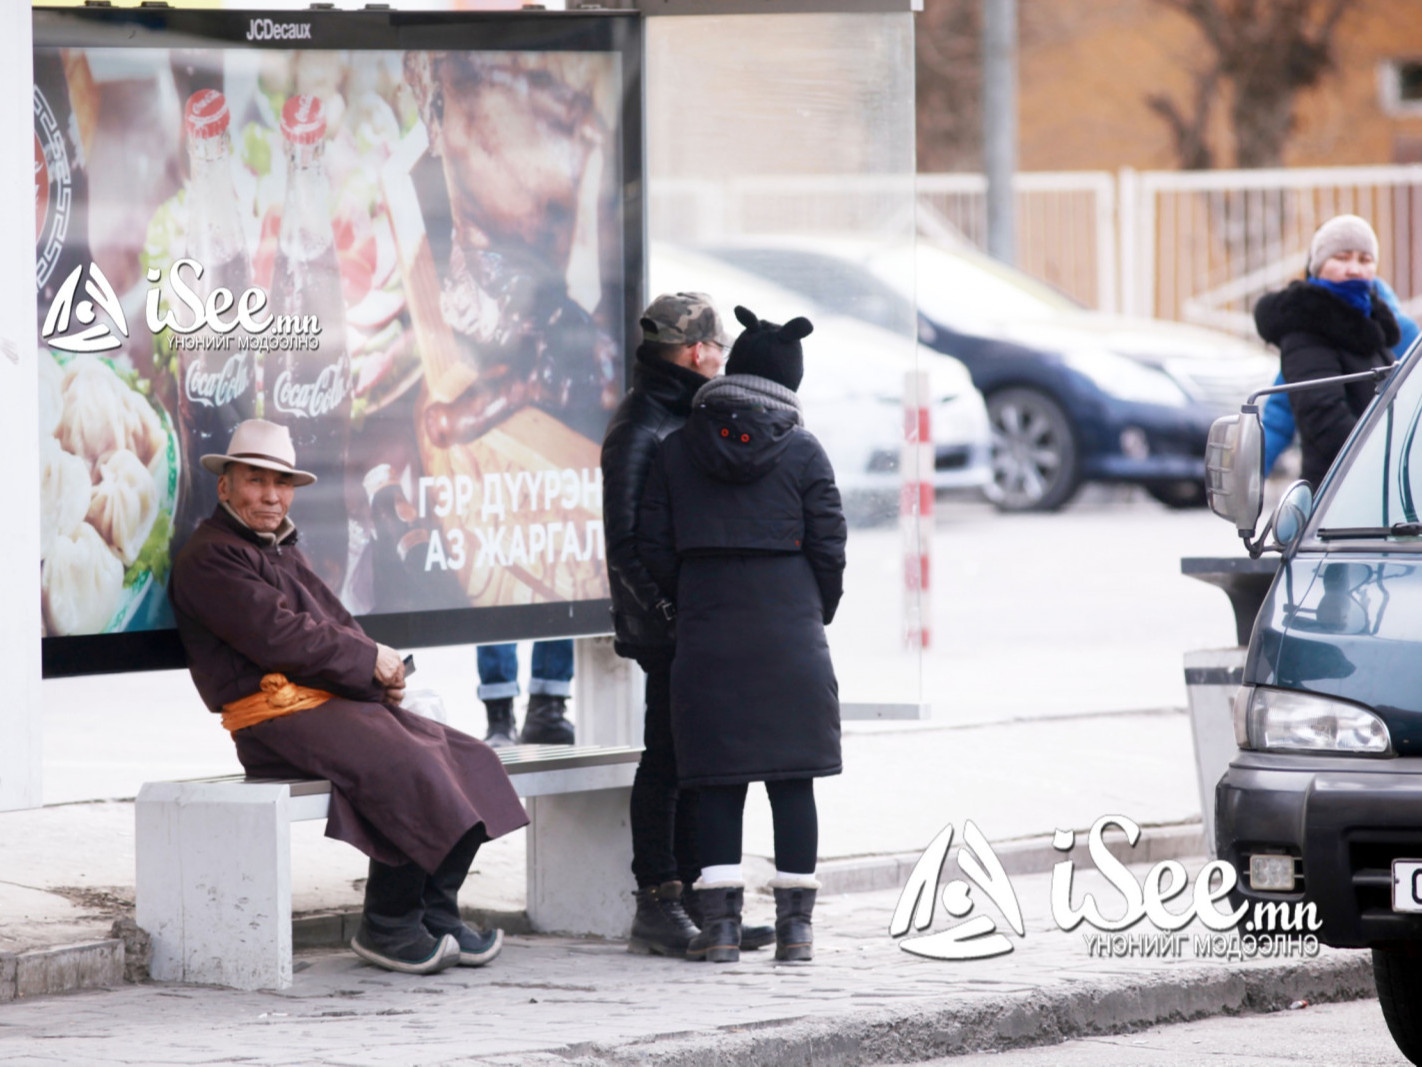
[1014,0,1422,172]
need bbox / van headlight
[1234,685,1392,755]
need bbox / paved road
[912,996,1408,1065]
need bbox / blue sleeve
[1376,278,1419,360]
[1261,371,1294,476]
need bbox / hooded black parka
[637,390,847,787]
[1254,281,1399,488]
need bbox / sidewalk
[0,708,1381,1064]
[0,857,1375,1065]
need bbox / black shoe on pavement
[682,882,773,950]
[422,825,504,967]
[520,693,575,745]
[685,884,742,964]
[772,882,818,962]
[351,924,461,974]
[628,880,700,957]
[483,698,517,748]
[355,858,463,974]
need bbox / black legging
[697,778,817,875]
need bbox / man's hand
[375,643,406,688]
[384,684,407,707]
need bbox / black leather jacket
[601,348,708,658]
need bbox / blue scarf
[1308,276,1373,315]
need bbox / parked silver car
[649,243,992,520]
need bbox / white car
[648,243,992,520]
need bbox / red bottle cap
[280,94,327,145]
[185,89,230,140]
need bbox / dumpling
[86,448,158,567]
[38,351,64,439]
[58,356,165,475]
[42,522,123,636]
[40,437,92,562]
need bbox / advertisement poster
[34,10,641,674]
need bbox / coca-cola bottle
[174,89,258,546]
[266,95,352,591]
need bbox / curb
[0,940,124,1004]
[541,953,1375,1066]
[813,821,1206,896]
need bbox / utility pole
[983,0,1017,266]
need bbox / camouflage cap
[639,292,730,347]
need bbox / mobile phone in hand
[402,653,416,677]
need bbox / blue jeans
[476,640,574,700]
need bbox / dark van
[1204,347,1422,1062]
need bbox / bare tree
[916,0,984,172]
[1151,0,1356,169]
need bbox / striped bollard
[902,369,932,650]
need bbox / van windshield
[1312,349,1422,539]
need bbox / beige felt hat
[200,419,318,486]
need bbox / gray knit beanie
[1308,214,1379,276]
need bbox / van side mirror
[1205,405,1264,538]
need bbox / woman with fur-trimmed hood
[1254,214,1400,489]
[638,306,847,966]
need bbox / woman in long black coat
[1254,214,1399,489]
[638,305,847,964]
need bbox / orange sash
[220,673,334,733]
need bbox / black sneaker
[435,923,504,967]
[351,925,460,975]
[520,694,574,745]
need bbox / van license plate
[1392,861,1422,912]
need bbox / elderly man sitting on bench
[167,418,528,976]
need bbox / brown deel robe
[169,506,528,872]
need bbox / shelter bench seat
[135,743,642,991]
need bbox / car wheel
[983,388,1081,512]
[1145,480,1208,509]
[1373,944,1422,1064]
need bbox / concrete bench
[136,743,642,991]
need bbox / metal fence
[649,165,1422,336]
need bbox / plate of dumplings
[39,351,179,636]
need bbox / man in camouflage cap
[600,293,775,958]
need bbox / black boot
[628,879,700,957]
[520,693,575,745]
[422,826,503,967]
[772,880,818,962]
[351,859,460,974]
[483,698,517,748]
[684,884,742,963]
[682,882,774,951]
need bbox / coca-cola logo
[185,352,252,408]
[273,365,348,419]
